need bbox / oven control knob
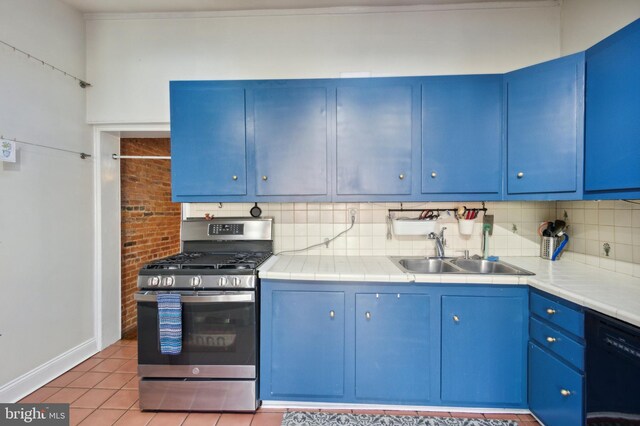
[190,276,202,287]
[218,277,228,287]
[149,276,160,287]
[232,277,241,287]
[164,276,175,287]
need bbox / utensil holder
[392,218,439,236]
[540,236,560,260]
[458,219,476,236]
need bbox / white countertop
[259,255,640,328]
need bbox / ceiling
[61,0,549,14]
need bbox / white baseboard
[262,401,531,414]
[0,338,98,403]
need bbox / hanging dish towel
[157,293,182,355]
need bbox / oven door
[135,290,256,379]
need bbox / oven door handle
[134,292,255,304]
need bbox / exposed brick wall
[120,138,181,338]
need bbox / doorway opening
[119,138,181,339]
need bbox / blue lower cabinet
[529,343,584,426]
[355,293,430,403]
[260,281,527,407]
[441,295,527,406]
[267,290,345,399]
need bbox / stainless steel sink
[391,257,534,275]
[449,258,531,274]
[399,258,461,273]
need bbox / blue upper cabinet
[336,82,416,197]
[504,53,585,200]
[585,19,640,199]
[251,85,330,199]
[421,75,503,199]
[170,82,247,200]
[441,293,528,407]
[354,293,430,403]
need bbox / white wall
[85,2,561,124]
[0,0,95,401]
[560,0,640,55]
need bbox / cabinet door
[422,75,502,194]
[441,295,525,405]
[505,53,584,196]
[336,84,413,195]
[585,19,640,194]
[269,291,345,398]
[170,82,246,197]
[253,87,329,196]
[355,293,430,403]
[529,343,584,426]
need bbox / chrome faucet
[428,227,447,257]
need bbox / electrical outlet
[349,208,358,222]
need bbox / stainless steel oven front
[135,290,258,411]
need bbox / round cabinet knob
[560,389,571,397]
[329,310,335,319]
[365,311,372,320]
[453,315,460,323]
[262,175,268,181]
[232,175,238,181]
[192,367,200,375]
[399,174,405,180]
[431,171,437,179]
[546,308,556,315]
[517,172,524,179]
[217,276,228,287]
[546,336,557,343]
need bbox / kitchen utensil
[457,206,465,220]
[552,220,566,237]
[551,232,569,260]
[250,203,262,217]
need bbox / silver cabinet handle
[329,310,335,319]
[134,291,254,304]
[431,171,437,178]
[546,308,556,315]
[232,175,238,181]
[262,175,268,181]
[453,315,460,323]
[517,172,524,179]
[365,311,371,320]
[560,389,571,397]
[546,336,557,343]
[399,174,405,180]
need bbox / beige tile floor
[20,339,540,426]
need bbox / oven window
[137,300,256,366]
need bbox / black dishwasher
[586,310,640,425]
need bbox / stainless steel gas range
[134,217,272,412]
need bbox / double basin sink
[390,257,534,275]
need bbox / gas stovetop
[142,251,272,271]
[137,217,273,290]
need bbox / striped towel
[157,293,182,355]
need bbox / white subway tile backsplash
[598,209,615,225]
[557,200,640,277]
[186,199,640,276]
